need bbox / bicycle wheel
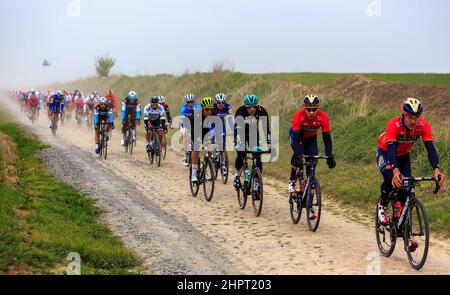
[375,200,397,257]
[306,178,321,232]
[51,117,57,136]
[203,158,215,202]
[220,151,229,184]
[289,191,302,224]
[129,133,134,155]
[405,198,429,270]
[161,139,167,160]
[236,172,247,209]
[213,152,219,181]
[156,140,161,167]
[103,134,108,160]
[251,167,264,217]
[189,155,199,197]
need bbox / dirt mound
[324,76,450,122]
[0,132,17,184]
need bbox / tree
[95,53,116,78]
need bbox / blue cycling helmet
[128,91,137,100]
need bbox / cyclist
[289,95,336,193]
[84,94,97,127]
[27,89,40,120]
[94,97,114,154]
[105,90,118,119]
[143,96,167,153]
[180,94,201,166]
[376,98,445,225]
[74,91,85,123]
[121,91,141,146]
[158,95,172,127]
[190,97,216,183]
[214,93,234,177]
[233,94,271,189]
[48,90,65,128]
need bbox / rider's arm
[424,141,440,169]
[108,109,114,124]
[259,107,271,145]
[94,109,99,126]
[322,132,333,157]
[321,112,333,157]
[165,106,172,124]
[121,101,126,122]
[136,103,141,121]
[291,111,304,156]
[386,141,398,169]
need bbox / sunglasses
[187,101,194,104]
[306,107,318,113]
[246,105,257,109]
[216,102,225,105]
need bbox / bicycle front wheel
[306,178,321,232]
[251,167,263,217]
[221,151,229,184]
[405,198,429,270]
[289,191,302,224]
[203,158,215,202]
[375,199,397,257]
[189,156,199,197]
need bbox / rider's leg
[303,136,318,178]
[191,151,200,182]
[397,154,411,203]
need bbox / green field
[0,110,142,274]
[47,71,450,235]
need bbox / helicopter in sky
[42,57,56,67]
[42,59,51,67]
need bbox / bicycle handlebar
[402,176,441,194]
[301,155,333,160]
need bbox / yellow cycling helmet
[201,97,214,109]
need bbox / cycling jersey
[291,109,330,140]
[143,104,166,127]
[233,105,271,149]
[214,102,234,133]
[49,94,65,113]
[121,97,141,122]
[74,95,85,108]
[180,102,201,128]
[105,94,118,113]
[94,105,113,126]
[27,93,39,107]
[84,97,97,111]
[378,116,433,156]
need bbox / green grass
[364,73,450,88]
[0,110,142,274]
[260,72,352,87]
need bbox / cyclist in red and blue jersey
[180,94,201,166]
[214,93,234,176]
[289,95,336,198]
[376,98,445,225]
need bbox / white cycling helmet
[215,93,226,103]
[158,95,165,103]
[185,93,195,102]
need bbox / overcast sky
[1,0,449,87]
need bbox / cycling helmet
[128,91,137,100]
[244,94,258,107]
[401,98,423,117]
[201,97,214,109]
[98,97,108,105]
[158,95,166,103]
[73,88,79,93]
[185,93,196,102]
[93,91,98,96]
[303,94,320,106]
[89,94,95,99]
[215,93,227,103]
[150,96,159,104]
[106,90,113,96]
